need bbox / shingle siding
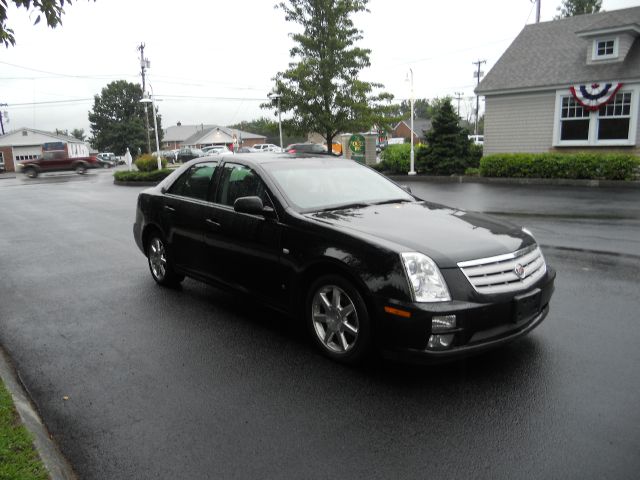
[484,92,556,155]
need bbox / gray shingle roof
[476,6,640,94]
[165,124,266,144]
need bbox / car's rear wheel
[307,275,371,364]
[23,167,38,178]
[147,234,184,287]
[75,163,87,174]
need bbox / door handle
[164,205,176,212]
[206,218,221,228]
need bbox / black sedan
[133,155,555,364]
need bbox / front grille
[458,245,547,295]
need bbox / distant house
[476,7,640,156]
[392,118,431,143]
[162,123,266,150]
[0,128,90,173]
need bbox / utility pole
[137,43,152,153]
[472,59,486,136]
[454,92,464,119]
[0,104,7,135]
[536,0,541,23]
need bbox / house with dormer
[476,6,640,156]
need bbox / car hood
[305,201,532,268]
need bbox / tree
[393,99,432,120]
[416,98,472,175]
[71,128,85,141]
[88,80,162,155]
[1,0,95,47]
[555,0,602,18]
[267,0,396,150]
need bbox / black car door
[161,161,219,275]
[201,162,285,307]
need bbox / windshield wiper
[370,198,414,206]
[313,202,371,213]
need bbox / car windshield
[263,159,414,212]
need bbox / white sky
[1,0,638,135]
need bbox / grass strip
[0,379,48,480]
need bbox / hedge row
[113,169,172,182]
[480,153,640,181]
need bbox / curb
[113,180,160,187]
[0,346,76,480]
[388,174,640,189]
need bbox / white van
[469,135,484,145]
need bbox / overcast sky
[1,0,638,135]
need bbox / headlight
[401,252,451,302]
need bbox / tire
[24,167,38,178]
[146,233,184,287]
[306,274,371,364]
[75,164,87,174]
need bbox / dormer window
[592,37,618,60]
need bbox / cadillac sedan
[133,155,555,364]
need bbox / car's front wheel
[147,233,184,287]
[75,163,87,174]
[307,275,371,364]
[23,167,38,178]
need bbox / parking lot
[1,170,639,479]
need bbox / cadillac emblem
[514,263,526,279]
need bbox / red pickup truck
[19,151,100,178]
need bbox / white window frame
[553,86,639,147]
[592,37,619,61]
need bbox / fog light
[427,315,456,350]
[427,334,455,350]
[431,315,456,333]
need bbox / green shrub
[135,154,167,172]
[378,144,411,173]
[114,169,172,182]
[480,153,640,181]
[465,167,480,176]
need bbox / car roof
[189,153,346,169]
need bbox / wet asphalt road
[0,170,639,479]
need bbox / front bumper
[376,267,556,363]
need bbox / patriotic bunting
[569,82,623,111]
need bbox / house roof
[394,118,432,137]
[164,124,266,144]
[0,127,87,147]
[182,126,266,146]
[476,6,640,94]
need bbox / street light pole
[406,68,416,175]
[140,85,161,170]
[268,92,283,151]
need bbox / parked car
[96,152,117,168]
[202,145,233,156]
[237,147,258,153]
[253,143,282,152]
[176,147,204,163]
[18,151,99,178]
[285,143,329,154]
[133,155,555,364]
[469,135,484,145]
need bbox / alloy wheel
[148,237,167,281]
[311,285,359,354]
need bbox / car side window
[215,163,272,208]
[168,162,218,200]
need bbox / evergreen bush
[135,154,167,172]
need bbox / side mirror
[234,196,275,217]
[400,184,412,194]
